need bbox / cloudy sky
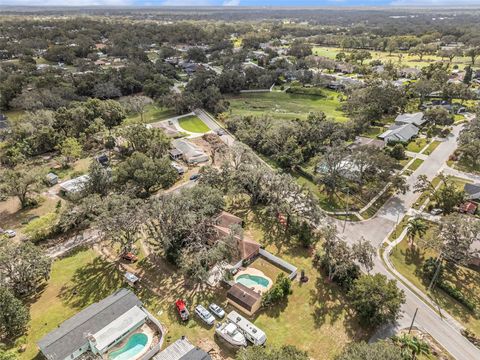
[2,0,480,7]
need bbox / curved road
[331,123,480,360]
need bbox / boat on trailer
[215,321,247,347]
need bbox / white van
[226,310,266,346]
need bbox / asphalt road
[331,123,480,360]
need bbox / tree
[464,47,480,65]
[237,345,309,360]
[424,106,454,126]
[390,143,406,160]
[186,47,207,63]
[414,174,465,214]
[262,273,292,307]
[0,167,43,208]
[147,185,226,276]
[288,40,312,59]
[121,125,171,159]
[348,274,405,327]
[97,195,145,254]
[335,341,403,360]
[57,137,82,168]
[0,287,30,341]
[458,117,480,168]
[121,96,153,123]
[352,237,375,273]
[0,242,51,297]
[392,334,430,360]
[406,217,428,249]
[115,152,177,195]
[86,161,112,197]
[438,214,480,265]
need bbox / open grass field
[226,90,349,123]
[178,115,210,133]
[124,104,176,125]
[312,46,472,69]
[390,225,480,337]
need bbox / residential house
[172,139,209,165]
[394,112,426,127]
[212,211,260,264]
[459,201,478,215]
[37,289,161,360]
[59,175,90,199]
[464,183,480,201]
[154,337,211,360]
[378,123,419,143]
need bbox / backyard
[12,216,370,360]
[124,104,176,125]
[226,90,349,123]
[390,224,480,337]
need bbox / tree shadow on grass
[58,256,124,309]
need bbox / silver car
[195,305,215,326]
[209,303,225,318]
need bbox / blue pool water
[236,274,270,288]
[109,333,148,360]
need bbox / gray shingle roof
[395,112,426,127]
[464,183,480,200]
[154,338,211,360]
[37,288,142,360]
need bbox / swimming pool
[236,274,270,289]
[109,333,148,360]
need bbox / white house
[59,175,90,199]
[172,139,209,165]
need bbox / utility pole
[428,255,443,292]
[343,186,350,233]
[408,308,419,334]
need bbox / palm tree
[393,334,430,360]
[406,217,428,249]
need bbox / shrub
[23,213,59,243]
[262,273,292,307]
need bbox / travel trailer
[226,310,266,346]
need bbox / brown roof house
[227,283,262,316]
[212,211,260,264]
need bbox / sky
[2,0,480,7]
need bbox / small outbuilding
[59,175,90,199]
[45,173,59,186]
[124,272,140,287]
[227,283,262,316]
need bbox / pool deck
[234,267,273,294]
[107,324,155,360]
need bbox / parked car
[215,128,226,136]
[121,252,138,262]
[189,174,201,181]
[209,303,225,318]
[176,299,189,321]
[430,208,443,216]
[195,305,215,326]
[3,230,16,238]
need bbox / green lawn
[390,230,480,337]
[423,141,441,156]
[361,126,384,139]
[227,90,349,123]
[408,158,424,172]
[178,115,210,133]
[124,104,176,125]
[406,138,429,153]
